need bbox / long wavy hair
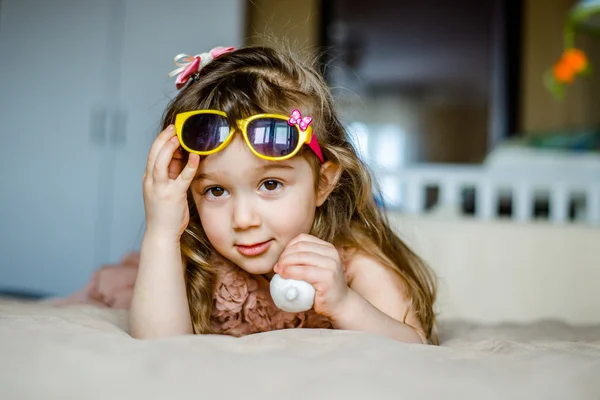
[160,46,438,343]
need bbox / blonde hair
[160,46,438,343]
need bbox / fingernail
[167,125,174,132]
[170,136,178,142]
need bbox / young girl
[129,45,437,344]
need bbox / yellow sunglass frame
[174,110,316,161]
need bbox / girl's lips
[235,240,272,256]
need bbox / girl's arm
[334,252,427,344]
[332,289,425,343]
[129,232,193,339]
[128,125,199,339]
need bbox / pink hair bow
[287,109,312,131]
[168,46,235,89]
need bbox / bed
[1,214,599,399]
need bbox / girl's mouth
[235,240,273,256]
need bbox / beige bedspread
[1,298,599,400]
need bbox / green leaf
[543,70,567,100]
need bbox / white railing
[373,164,600,225]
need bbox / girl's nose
[231,196,261,231]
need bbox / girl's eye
[204,186,229,199]
[260,180,282,192]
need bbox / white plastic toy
[269,274,315,312]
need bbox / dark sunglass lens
[246,119,299,158]
[181,114,230,152]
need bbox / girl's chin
[235,259,277,278]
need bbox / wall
[244,0,321,52]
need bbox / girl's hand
[274,234,349,319]
[143,125,199,239]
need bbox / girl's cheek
[265,195,315,233]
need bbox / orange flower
[552,48,588,84]
[563,48,588,73]
[553,58,575,83]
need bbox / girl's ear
[316,161,342,206]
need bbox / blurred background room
[1,0,599,305]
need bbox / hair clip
[168,46,235,90]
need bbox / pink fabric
[175,56,200,89]
[210,255,331,337]
[52,252,140,309]
[171,46,236,89]
[53,252,332,336]
[209,46,236,59]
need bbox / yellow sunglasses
[174,109,324,162]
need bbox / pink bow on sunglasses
[168,46,236,89]
[287,109,312,131]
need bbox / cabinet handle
[110,108,127,149]
[90,106,108,146]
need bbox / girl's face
[191,135,326,276]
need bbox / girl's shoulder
[338,238,427,342]
[337,233,399,286]
[338,237,412,311]
[339,244,403,288]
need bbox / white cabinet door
[107,0,245,261]
[0,0,114,296]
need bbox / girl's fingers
[278,265,327,285]
[275,251,333,273]
[286,233,328,249]
[145,125,176,179]
[168,148,186,180]
[153,136,181,183]
[281,235,338,260]
[176,153,200,189]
